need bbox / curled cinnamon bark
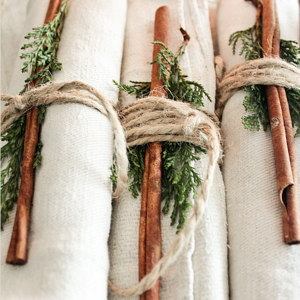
[139,6,171,300]
[139,148,149,300]
[262,0,300,244]
[6,0,63,265]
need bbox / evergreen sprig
[1,116,26,227]
[229,14,300,136]
[280,40,300,67]
[1,0,67,228]
[152,42,211,107]
[113,80,151,99]
[20,0,68,94]
[241,85,268,131]
[161,143,205,230]
[229,25,262,61]
[114,41,210,230]
[115,42,211,107]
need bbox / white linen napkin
[108,1,228,299]
[1,0,126,299]
[218,0,300,299]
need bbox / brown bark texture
[262,0,300,244]
[6,0,63,265]
[138,6,171,300]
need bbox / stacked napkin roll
[1,0,126,299]
[108,0,228,299]
[218,0,300,299]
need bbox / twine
[1,81,128,199]
[1,81,221,297]
[110,97,221,296]
[215,56,300,117]
[119,96,220,151]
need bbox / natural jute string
[215,56,300,117]
[1,81,221,296]
[110,97,221,296]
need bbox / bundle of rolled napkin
[108,1,228,299]
[218,0,300,299]
[1,0,126,299]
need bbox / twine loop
[1,81,221,297]
[1,81,128,199]
[215,56,300,117]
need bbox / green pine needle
[1,0,67,228]
[114,41,210,231]
[229,11,300,136]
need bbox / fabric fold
[218,0,300,299]
[108,1,228,299]
[1,1,126,299]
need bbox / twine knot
[5,94,25,110]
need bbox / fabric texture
[1,0,30,94]
[108,1,228,299]
[1,1,127,299]
[217,0,300,299]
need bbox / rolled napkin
[1,0,126,299]
[108,0,228,299]
[218,0,300,299]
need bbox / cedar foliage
[114,41,210,230]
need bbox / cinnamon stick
[6,0,62,265]
[139,148,149,300]
[262,0,300,244]
[138,6,171,300]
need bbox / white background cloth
[218,0,300,299]
[108,1,228,299]
[1,0,126,299]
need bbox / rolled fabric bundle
[218,0,300,299]
[108,0,228,299]
[1,0,126,299]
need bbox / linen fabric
[108,1,228,299]
[218,0,300,299]
[1,0,30,94]
[1,0,126,299]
